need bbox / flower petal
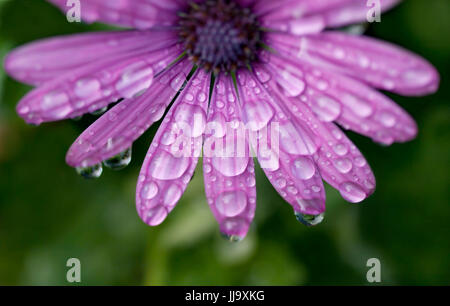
[47,0,180,29]
[269,31,440,96]
[203,74,256,239]
[238,69,325,215]
[267,79,376,203]
[5,30,177,85]
[257,0,400,29]
[267,55,418,145]
[15,43,180,125]
[136,69,210,226]
[66,60,191,168]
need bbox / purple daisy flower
[4,0,439,240]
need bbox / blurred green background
[0,0,449,285]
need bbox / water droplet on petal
[76,163,103,179]
[103,147,132,170]
[215,191,248,218]
[339,182,366,203]
[295,211,324,226]
[220,233,243,243]
[140,182,159,200]
[291,156,316,180]
[148,150,190,180]
[163,184,182,207]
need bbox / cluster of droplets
[76,147,133,179]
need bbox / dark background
[0,0,448,285]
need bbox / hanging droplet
[295,211,324,226]
[103,147,132,170]
[76,163,103,179]
[91,106,108,116]
[220,233,243,243]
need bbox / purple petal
[257,0,400,29]
[5,30,177,86]
[47,0,180,29]
[238,69,325,215]
[203,75,256,239]
[14,42,180,125]
[269,31,440,96]
[136,69,210,226]
[267,79,376,203]
[66,60,192,168]
[267,55,418,145]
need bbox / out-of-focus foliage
[0,0,449,285]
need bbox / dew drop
[339,182,366,203]
[295,211,324,226]
[291,156,316,180]
[215,191,248,218]
[103,147,132,170]
[76,163,103,179]
[140,182,159,200]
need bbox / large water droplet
[163,184,182,207]
[339,182,366,203]
[310,95,341,122]
[173,103,206,137]
[103,147,132,170]
[76,163,103,179]
[215,191,248,218]
[148,150,190,180]
[211,156,249,177]
[220,233,243,243]
[277,70,306,97]
[334,158,353,174]
[140,182,159,200]
[242,99,274,131]
[295,211,324,226]
[291,156,316,180]
[75,78,101,99]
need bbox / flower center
[178,0,262,74]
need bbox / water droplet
[148,150,190,180]
[174,103,206,137]
[103,147,132,170]
[116,61,154,98]
[310,95,341,122]
[163,184,182,207]
[275,178,287,188]
[242,99,274,131]
[339,182,366,203]
[334,158,353,174]
[295,211,324,226]
[215,191,248,217]
[76,163,103,179]
[277,70,306,97]
[220,233,243,243]
[333,143,348,156]
[140,182,159,200]
[211,156,249,177]
[291,156,316,180]
[75,78,101,99]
